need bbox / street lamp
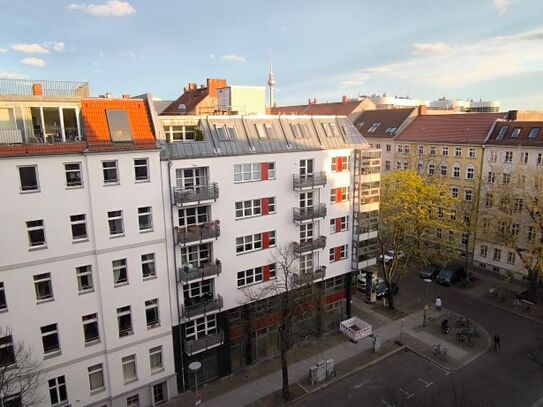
[189,361,202,406]
[423,279,432,328]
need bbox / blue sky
[1,0,543,110]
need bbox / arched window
[466,165,475,180]
[417,160,424,173]
[452,163,461,178]
[428,161,435,176]
[440,162,448,177]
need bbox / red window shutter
[263,265,270,281]
[336,157,343,172]
[335,218,342,233]
[336,188,343,203]
[261,163,269,180]
[335,247,341,261]
[262,198,269,215]
[262,232,270,249]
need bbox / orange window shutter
[261,163,268,180]
[336,157,343,172]
[336,188,343,203]
[262,232,269,248]
[263,265,270,281]
[335,218,342,233]
[261,198,269,215]
[335,247,341,261]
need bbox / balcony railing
[181,294,223,320]
[173,183,219,205]
[176,222,220,245]
[184,330,224,356]
[292,236,326,255]
[291,266,327,285]
[293,204,327,223]
[0,78,90,97]
[293,172,327,190]
[0,127,85,145]
[177,260,222,283]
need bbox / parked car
[357,274,385,292]
[378,250,405,264]
[419,264,441,280]
[435,265,464,286]
[375,281,399,298]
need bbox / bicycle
[460,327,478,338]
[455,318,471,328]
[456,333,474,347]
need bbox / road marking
[352,380,371,390]
[381,400,395,407]
[418,378,434,388]
[399,388,415,399]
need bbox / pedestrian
[435,296,442,311]
[494,334,501,353]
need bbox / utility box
[309,365,318,385]
[372,334,382,353]
[316,360,327,383]
[326,359,336,378]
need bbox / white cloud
[412,42,453,56]
[68,0,135,17]
[21,57,46,67]
[209,54,216,60]
[0,71,29,79]
[337,29,543,90]
[51,42,65,52]
[11,43,49,54]
[494,0,510,15]
[221,54,246,63]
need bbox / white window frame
[234,163,261,183]
[235,199,262,219]
[134,158,149,182]
[504,151,513,163]
[442,146,449,156]
[451,186,459,198]
[70,213,88,241]
[88,363,105,392]
[41,323,60,355]
[26,219,46,248]
[82,313,100,345]
[113,258,128,286]
[64,162,83,188]
[138,206,153,232]
[127,394,140,407]
[108,210,124,237]
[0,282,6,311]
[454,146,462,157]
[149,345,164,373]
[145,298,160,329]
[237,266,264,287]
[466,166,475,180]
[141,253,156,280]
[236,233,263,254]
[76,265,94,293]
[122,354,138,383]
[48,376,67,406]
[468,148,476,158]
[34,273,53,302]
[464,188,473,202]
[453,164,461,178]
[117,306,133,338]
[102,160,119,184]
[18,165,39,192]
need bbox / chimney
[507,110,518,121]
[308,98,312,105]
[206,78,227,97]
[122,94,130,99]
[313,98,317,104]
[418,104,427,116]
[105,92,112,99]
[32,83,43,96]
[342,95,348,103]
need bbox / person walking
[435,296,442,311]
[494,334,501,353]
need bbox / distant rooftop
[0,78,90,98]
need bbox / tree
[0,328,43,407]
[240,244,323,401]
[479,165,543,300]
[379,170,459,308]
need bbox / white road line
[351,380,371,390]
[381,400,395,407]
[399,388,415,399]
[418,378,434,388]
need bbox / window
[461,232,469,246]
[504,151,513,163]
[76,265,94,293]
[113,259,128,286]
[127,395,140,407]
[496,125,508,140]
[234,163,261,183]
[528,127,540,139]
[138,206,153,232]
[430,146,436,155]
[134,158,149,181]
[539,153,543,165]
[418,145,424,155]
[18,165,39,192]
[487,172,495,183]
[237,267,263,287]
[448,230,455,242]
[27,220,46,248]
[216,124,236,140]
[0,336,15,366]
[178,206,208,227]
[436,228,442,238]
[442,146,449,156]
[141,253,156,279]
[235,199,261,219]
[176,167,208,189]
[521,152,529,164]
[330,187,349,203]
[528,226,535,242]
[507,252,516,265]
[34,273,53,301]
[268,162,276,179]
[152,382,167,404]
[102,161,119,184]
[451,186,459,198]
[468,148,476,158]
[449,164,459,178]
[88,363,105,392]
[291,123,307,138]
[503,173,511,184]
[329,244,348,262]
[466,166,475,180]
[82,313,100,344]
[514,198,524,212]
[149,346,163,373]
[70,214,88,241]
[329,216,349,233]
[455,146,462,157]
[145,299,160,328]
[235,231,275,254]
[489,151,498,163]
[493,248,502,261]
[268,197,276,213]
[122,355,138,383]
[404,144,410,153]
[108,210,124,236]
[41,324,60,355]
[331,156,350,172]
[440,163,448,176]
[510,128,521,138]
[0,283,6,311]
[385,161,391,171]
[396,144,403,153]
[480,245,488,257]
[65,162,82,187]
[299,253,313,274]
[117,306,133,337]
[367,122,380,133]
[416,161,423,173]
[428,163,435,176]
[49,376,67,405]
[511,223,520,236]
[386,144,391,152]
[464,188,473,202]
[376,144,381,149]
[106,109,132,141]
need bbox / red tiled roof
[396,112,506,144]
[354,108,416,138]
[161,87,209,115]
[486,121,543,147]
[271,101,362,116]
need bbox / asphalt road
[293,274,543,407]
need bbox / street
[292,274,543,407]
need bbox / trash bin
[372,334,382,353]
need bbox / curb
[284,345,406,406]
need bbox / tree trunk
[279,326,290,401]
[528,271,539,302]
[387,284,395,309]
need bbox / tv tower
[267,48,276,108]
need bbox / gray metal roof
[160,115,368,160]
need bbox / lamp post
[189,361,202,406]
[423,279,432,328]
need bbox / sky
[1,0,543,110]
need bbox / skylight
[510,128,521,138]
[528,127,540,139]
[367,122,381,133]
[496,125,508,140]
[106,110,132,142]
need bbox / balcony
[177,260,222,284]
[173,183,219,206]
[181,294,223,320]
[0,127,85,145]
[176,222,220,245]
[293,204,327,223]
[291,266,327,285]
[292,236,326,255]
[184,330,224,356]
[293,172,327,190]
[0,78,89,97]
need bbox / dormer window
[511,128,521,138]
[291,123,306,138]
[215,124,236,141]
[367,122,381,133]
[106,110,132,142]
[528,127,540,139]
[496,125,508,140]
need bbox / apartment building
[157,114,380,390]
[474,120,543,279]
[0,80,176,407]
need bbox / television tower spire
[267,47,276,108]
